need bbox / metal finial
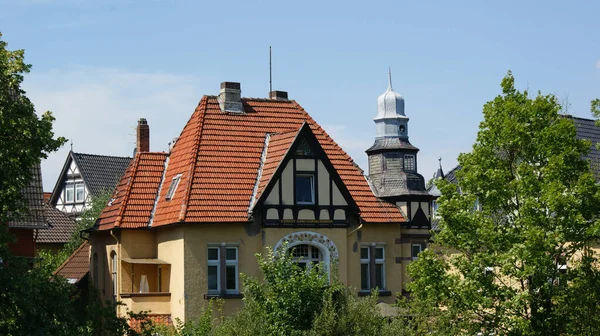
[70,141,73,152]
[438,157,442,167]
[388,67,393,90]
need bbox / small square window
[165,174,181,200]
[360,247,369,260]
[208,248,219,261]
[375,247,384,260]
[295,175,314,204]
[226,248,237,261]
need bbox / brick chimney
[136,118,150,153]
[218,82,244,113]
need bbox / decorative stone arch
[274,231,339,268]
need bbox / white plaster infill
[274,231,339,264]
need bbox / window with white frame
[295,174,315,204]
[111,252,117,300]
[75,182,85,202]
[360,245,385,291]
[291,244,322,270]
[207,245,238,294]
[411,244,423,260]
[404,155,415,172]
[165,174,182,200]
[65,182,75,203]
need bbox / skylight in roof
[165,174,182,200]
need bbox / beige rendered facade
[90,223,430,321]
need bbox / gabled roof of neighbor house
[50,151,132,204]
[8,164,48,229]
[54,241,90,284]
[96,96,405,230]
[36,205,77,244]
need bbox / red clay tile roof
[151,96,404,225]
[252,128,299,205]
[96,152,167,230]
[54,241,90,283]
[96,96,405,230]
[37,205,77,244]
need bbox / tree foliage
[39,191,111,274]
[0,32,66,223]
[408,71,600,335]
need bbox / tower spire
[388,67,393,90]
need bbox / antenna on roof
[269,46,272,93]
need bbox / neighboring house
[54,241,90,286]
[89,80,434,322]
[49,151,132,217]
[6,164,49,258]
[35,204,77,254]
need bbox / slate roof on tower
[95,94,406,230]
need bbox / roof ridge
[179,96,208,222]
[53,241,89,276]
[72,152,133,160]
[115,154,142,227]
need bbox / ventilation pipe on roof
[136,118,150,153]
[218,82,245,114]
[269,90,288,100]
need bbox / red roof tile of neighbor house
[54,241,90,283]
[96,152,167,230]
[96,96,405,230]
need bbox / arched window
[290,244,322,270]
[93,253,99,288]
[111,251,117,300]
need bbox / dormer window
[404,154,415,172]
[165,174,181,200]
[295,174,314,204]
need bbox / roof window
[165,174,182,200]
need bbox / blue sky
[1,0,599,191]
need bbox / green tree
[39,192,111,274]
[408,71,600,335]
[0,32,65,224]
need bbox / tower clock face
[399,125,406,134]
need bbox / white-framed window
[111,252,117,300]
[165,174,182,200]
[207,245,239,294]
[65,182,75,203]
[75,182,85,202]
[291,244,322,270]
[404,155,415,172]
[411,244,423,260]
[295,174,315,204]
[360,245,385,291]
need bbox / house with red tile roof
[89,79,433,322]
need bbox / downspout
[110,229,120,315]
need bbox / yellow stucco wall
[156,226,185,322]
[90,222,430,322]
